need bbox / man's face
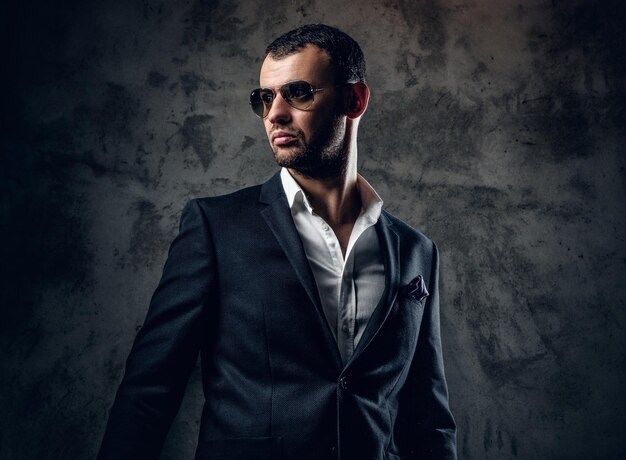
[259,45,347,180]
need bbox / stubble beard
[272,114,347,181]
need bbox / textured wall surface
[1,0,625,459]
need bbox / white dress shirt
[280,168,385,364]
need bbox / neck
[288,122,362,257]
[288,136,360,228]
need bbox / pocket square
[404,275,429,302]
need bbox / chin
[271,137,346,180]
[272,146,305,166]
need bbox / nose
[265,91,292,124]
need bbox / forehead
[260,45,333,87]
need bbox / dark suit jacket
[97,172,456,460]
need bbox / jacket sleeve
[404,241,457,460]
[97,199,216,460]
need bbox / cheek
[310,113,342,140]
[297,113,323,137]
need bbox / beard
[271,114,348,181]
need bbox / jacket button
[339,376,348,390]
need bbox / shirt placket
[338,256,356,363]
[316,217,355,364]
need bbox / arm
[97,200,216,460]
[405,241,457,460]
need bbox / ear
[344,82,369,119]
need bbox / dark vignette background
[1,1,625,459]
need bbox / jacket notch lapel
[348,212,401,364]
[259,174,343,370]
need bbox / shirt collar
[279,167,383,223]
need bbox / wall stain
[241,136,256,150]
[95,83,138,145]
[510,434,518,456]
[141,0,166,22]
[181,114,216,170]
[400,0,448,67]
[119,200,170,272]
[483,418,492,452]
[148,71,168,88]
[567,173,596,200]
[180,72,219,96]
[461,417,470,459]
[182,0,260,48]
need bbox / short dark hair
[265,24,366,83]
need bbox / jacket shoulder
[192,182,263,208]
[381,209,436,249]
[180,183,264,222]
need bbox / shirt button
[339,376,348,390]
[342,323,349,333]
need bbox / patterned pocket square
[404,275,429,302]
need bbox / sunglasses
[249,80,341,118]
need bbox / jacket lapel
[259,172,343,369]
[348,211,401,365]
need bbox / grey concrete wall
[1,0,625,459]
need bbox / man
[98,24,456,460]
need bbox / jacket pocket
[195,436,282,460]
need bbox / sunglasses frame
[249,80,341,118]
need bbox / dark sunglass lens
[259,89,275,104]
[250,88,269,117]
[283,81,313,108]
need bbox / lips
[271,130,299,146]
